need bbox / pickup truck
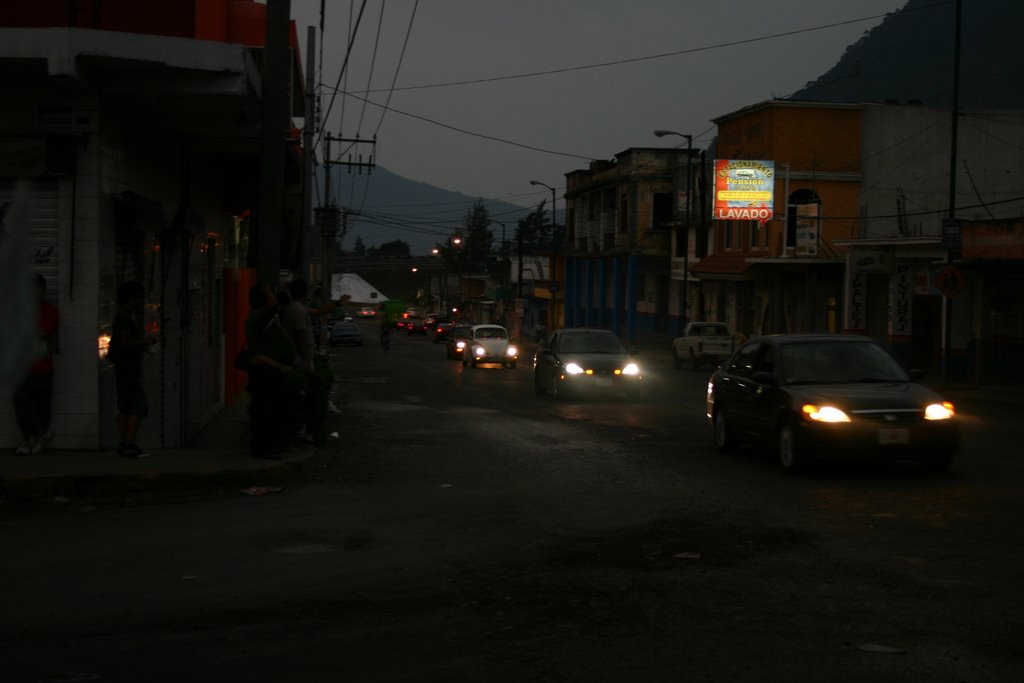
[672,322,739,371]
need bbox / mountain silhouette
[315,164,536,255]
[791,0,1023,107]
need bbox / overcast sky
[287,0,901,212]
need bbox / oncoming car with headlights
[462,324,519,369]
[445,324,475,360]
[706,334,959,473]
[533,328,642,399]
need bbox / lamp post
[530,179,559,335]
[529,180,557,247]
[532,179,557,294]
[654,130,693,327]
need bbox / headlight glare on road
[801,404,851,423]
[924,402,955,420]
[621,363,639,376]
[565,362,585,375]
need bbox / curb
[0,452,315,507]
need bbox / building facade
[696,100,863,340]
[0,0,305,450]
[563,148,696,342]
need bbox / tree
[352,235,366,256]
[516,201,549,255]
[462,200,494,272]
[373,239,411,260]
[438,200,494,273]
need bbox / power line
[317,0,370,149]
[321,86,595,162]
[351,3,950,95]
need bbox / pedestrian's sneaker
[119,443,151,459]
[31,431,51,454]
[15,436,33,455]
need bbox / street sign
[933,264,965,299]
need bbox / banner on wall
[712,160,774,221]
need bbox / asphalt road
[3,318,1023,682]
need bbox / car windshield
[475,327,507,340]
[780,340,909,385]
[559,333,626,354]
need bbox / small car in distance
[706,334,959,473]
[357,306,376,318]
[533,328,642,400]
[329,321,363,346]
[462,324,518,369]
[406,316,430,335]
[431,317,456,342]
[445,324,474,360]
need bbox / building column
[566,258,576,328]
[598,257,608,329]
[627,252,638,342]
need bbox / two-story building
[0,0,306,451]
[563,148,697,341]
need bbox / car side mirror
[753,371,776,386]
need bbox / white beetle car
[462,324,519,369]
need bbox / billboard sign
[713,160,774,221]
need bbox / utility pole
[942,0,963,387]
[255,0,291,284]
[318,134,373,305]
[301,25,316,283]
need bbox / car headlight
[801,404,851,423]
[474,346,485,356]
[924,402,955,420]
[620,363,640,376]
[456,341,466,349]
[564,362,585,375]
[506,345,518,357]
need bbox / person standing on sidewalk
[244,283,295,460]
[12,274,59,455]
[280,279,349,444]
[108,280,156,459]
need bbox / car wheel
[778,424,805,473]
[713,408,739,453]
[462,357,468,367]
[552,372,568,401]
[534,371,545,395]
[689,349,699,372]
[470,357,477,369]
[508,360,517,370]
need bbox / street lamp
[654,129,693,327]
[529,180,557,243]
[529,179,557,285]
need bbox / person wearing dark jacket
[244,283,296,460]
[108,280,156,459]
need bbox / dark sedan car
[533,328,642,399]
[328,321,363,346]
[445,324,475,360]
[706,334,959,473]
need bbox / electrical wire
[317,0,370,149]
[352,3,951,95]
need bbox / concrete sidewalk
[0,392,321,503]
